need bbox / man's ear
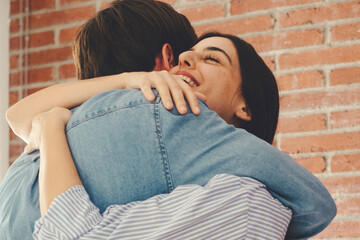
[235,104,252,122]
[153,43,174,71]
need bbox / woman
[9,33,336,239]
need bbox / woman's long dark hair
[198,32,279,144]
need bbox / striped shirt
[33,174,292,239]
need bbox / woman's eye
[204,56,219,63]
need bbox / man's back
[0,89,336,239]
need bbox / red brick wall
[8,0,360,237]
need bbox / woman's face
[170,36,247,124]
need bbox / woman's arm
[7,71,202,144]
[28,107,80,215]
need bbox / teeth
[179,75,197,87]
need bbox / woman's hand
[24,107,72,154]
[123,71,207,115]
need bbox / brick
[280,87,360,112]
[10,0,53,14]
[10,0,20,15]
[60,0,89,5]
[9,72,20,86]
[10,19,19,33]
[332,21,360,42]
[9,128,18,141]
[194,15,274,36]
[314,220,360,238]
[330,67,360,86]
[280,1,360,28]
[322,176,360,195]
[294,156,326,173]
[9,68,53,86]
[59,64,76,79]
[29,31,55,48]
[179,3,225,22]
[244,29,323,52]
[277,114,326,133]
[10,143,25,158]
[330,109,360,129]
[335,197,360,215]
[10,36,20,51]
[27,67,54,84]
[30,0,55,11]
[9,91,19,106]
[230,0,320,15]
[10,31,54,50]
[28,46,72,66]
[60,26,80,43]
[279,44,360,70]
[277,71,324,91]
[29,6,95,29]
[281,132,360,154]
[331,154,360,172]
[10,55,19,69]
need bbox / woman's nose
[179,51,196,69]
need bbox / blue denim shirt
[0,89,336,240]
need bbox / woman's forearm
[7,70,201,144]
[6,73,128,143]
[38,121,82,216]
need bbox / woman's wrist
[39,122,66,148]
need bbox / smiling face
[170,36,249,125]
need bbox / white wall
[0,0,10,182]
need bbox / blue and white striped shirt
[33,174,292,239]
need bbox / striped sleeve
[33,185,103,239]
[33,174,292,240]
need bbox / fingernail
[148,94,155,101]
[180,105,187,113]
[194,106,200,114]
[165,101,173,109]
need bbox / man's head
[73,0,197,80]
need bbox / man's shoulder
[67,89,149,129]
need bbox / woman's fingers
[139,80,156,102]
[138,71,202,115]
[144,72,174,110]
[165,75,188,114]
[24,107,72,155]
[24,143,36,154]
[172,76,200,115]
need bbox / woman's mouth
[180,75,197,87]
[175,71,200,87]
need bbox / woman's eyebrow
[205,46,232,65]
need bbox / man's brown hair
[73,0,197,80]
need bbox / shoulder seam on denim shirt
[66,100,151,133]
[153,96,174,193]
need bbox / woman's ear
[235,105,251,122]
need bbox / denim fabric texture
[0,89,336,240]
